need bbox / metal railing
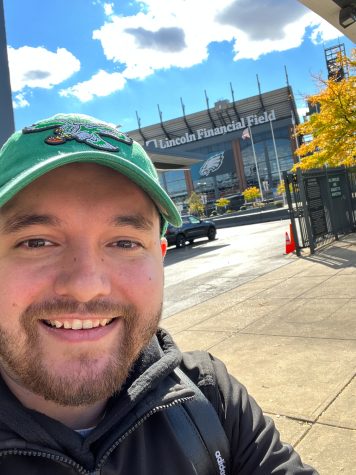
[284,166,356,254]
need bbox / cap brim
[0,150,182,227]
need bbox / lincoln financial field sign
[145,110,276,149]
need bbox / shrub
[242,186,261,202]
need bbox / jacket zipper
[95,395,194,471]
[0,448,91,474]
[0,395,194,475]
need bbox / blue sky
[4,0,354,132]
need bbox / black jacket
[0,329,317,474]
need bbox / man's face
[0,163,167,406]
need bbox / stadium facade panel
[128,86,300,213]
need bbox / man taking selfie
[0,113,317,474]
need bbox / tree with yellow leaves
[277,179,295,194]
[242,186,261,203]
[215,197,230,210]
[187,192,205,216]
[294,49,355,170]
[277,180,286,195]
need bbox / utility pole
[0,0,15,147]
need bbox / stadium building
[128,85,301,213]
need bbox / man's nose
[54,248,111,302]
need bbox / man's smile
[43,317,115,330]
[39,316,121,343]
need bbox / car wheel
[207,227,216,241]
[176,234,186,248]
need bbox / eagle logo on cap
[23,116,133,152]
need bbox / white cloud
[90,0,344,79]
[8,46,80,92]
[104,2,114,16]
[92,1,234,80]
[309,16,343,44]
[13,0,345,103]
[13,92,30,109]
[231,10,342,61]
[59,69,126,101]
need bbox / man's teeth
[45,318,113,330]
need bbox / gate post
[297,168,315,254]
[284,171,301,256]
[344,168,356,230]
[324,167,339,240]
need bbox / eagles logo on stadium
[199,152,225,177]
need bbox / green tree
[294,49,355,170]
[187,192,204,216]
[242,186,261,203]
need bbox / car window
[189,216,201,224]
[182,217,190,224]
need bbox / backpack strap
[166,366,230,475]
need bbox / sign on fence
[305,178,328,237]
[328,176,342,198]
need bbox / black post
[297,168,315,254]
[284,171,301,256]
[344,167,356,230]
[324,167,339,240]
[0,0,15,147]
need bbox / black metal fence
[347,167,356,224]
[284,167,356,255]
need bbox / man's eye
[18,239,53,248]
[113,240,139,249]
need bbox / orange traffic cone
[289,224,296,250]
[285,232,294,254]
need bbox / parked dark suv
[165,215,217,248]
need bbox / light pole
[0,0,15,147]
[269,118,286,206]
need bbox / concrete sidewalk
[162,235,356,474]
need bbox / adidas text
[215,450,226,475]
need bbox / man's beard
[0,299,162,406]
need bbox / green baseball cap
[0,113,182,231]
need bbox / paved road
[163,220,294,318]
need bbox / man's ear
[160,237,168,258]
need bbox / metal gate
[284,166,356,255]
[347,166,356,224]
